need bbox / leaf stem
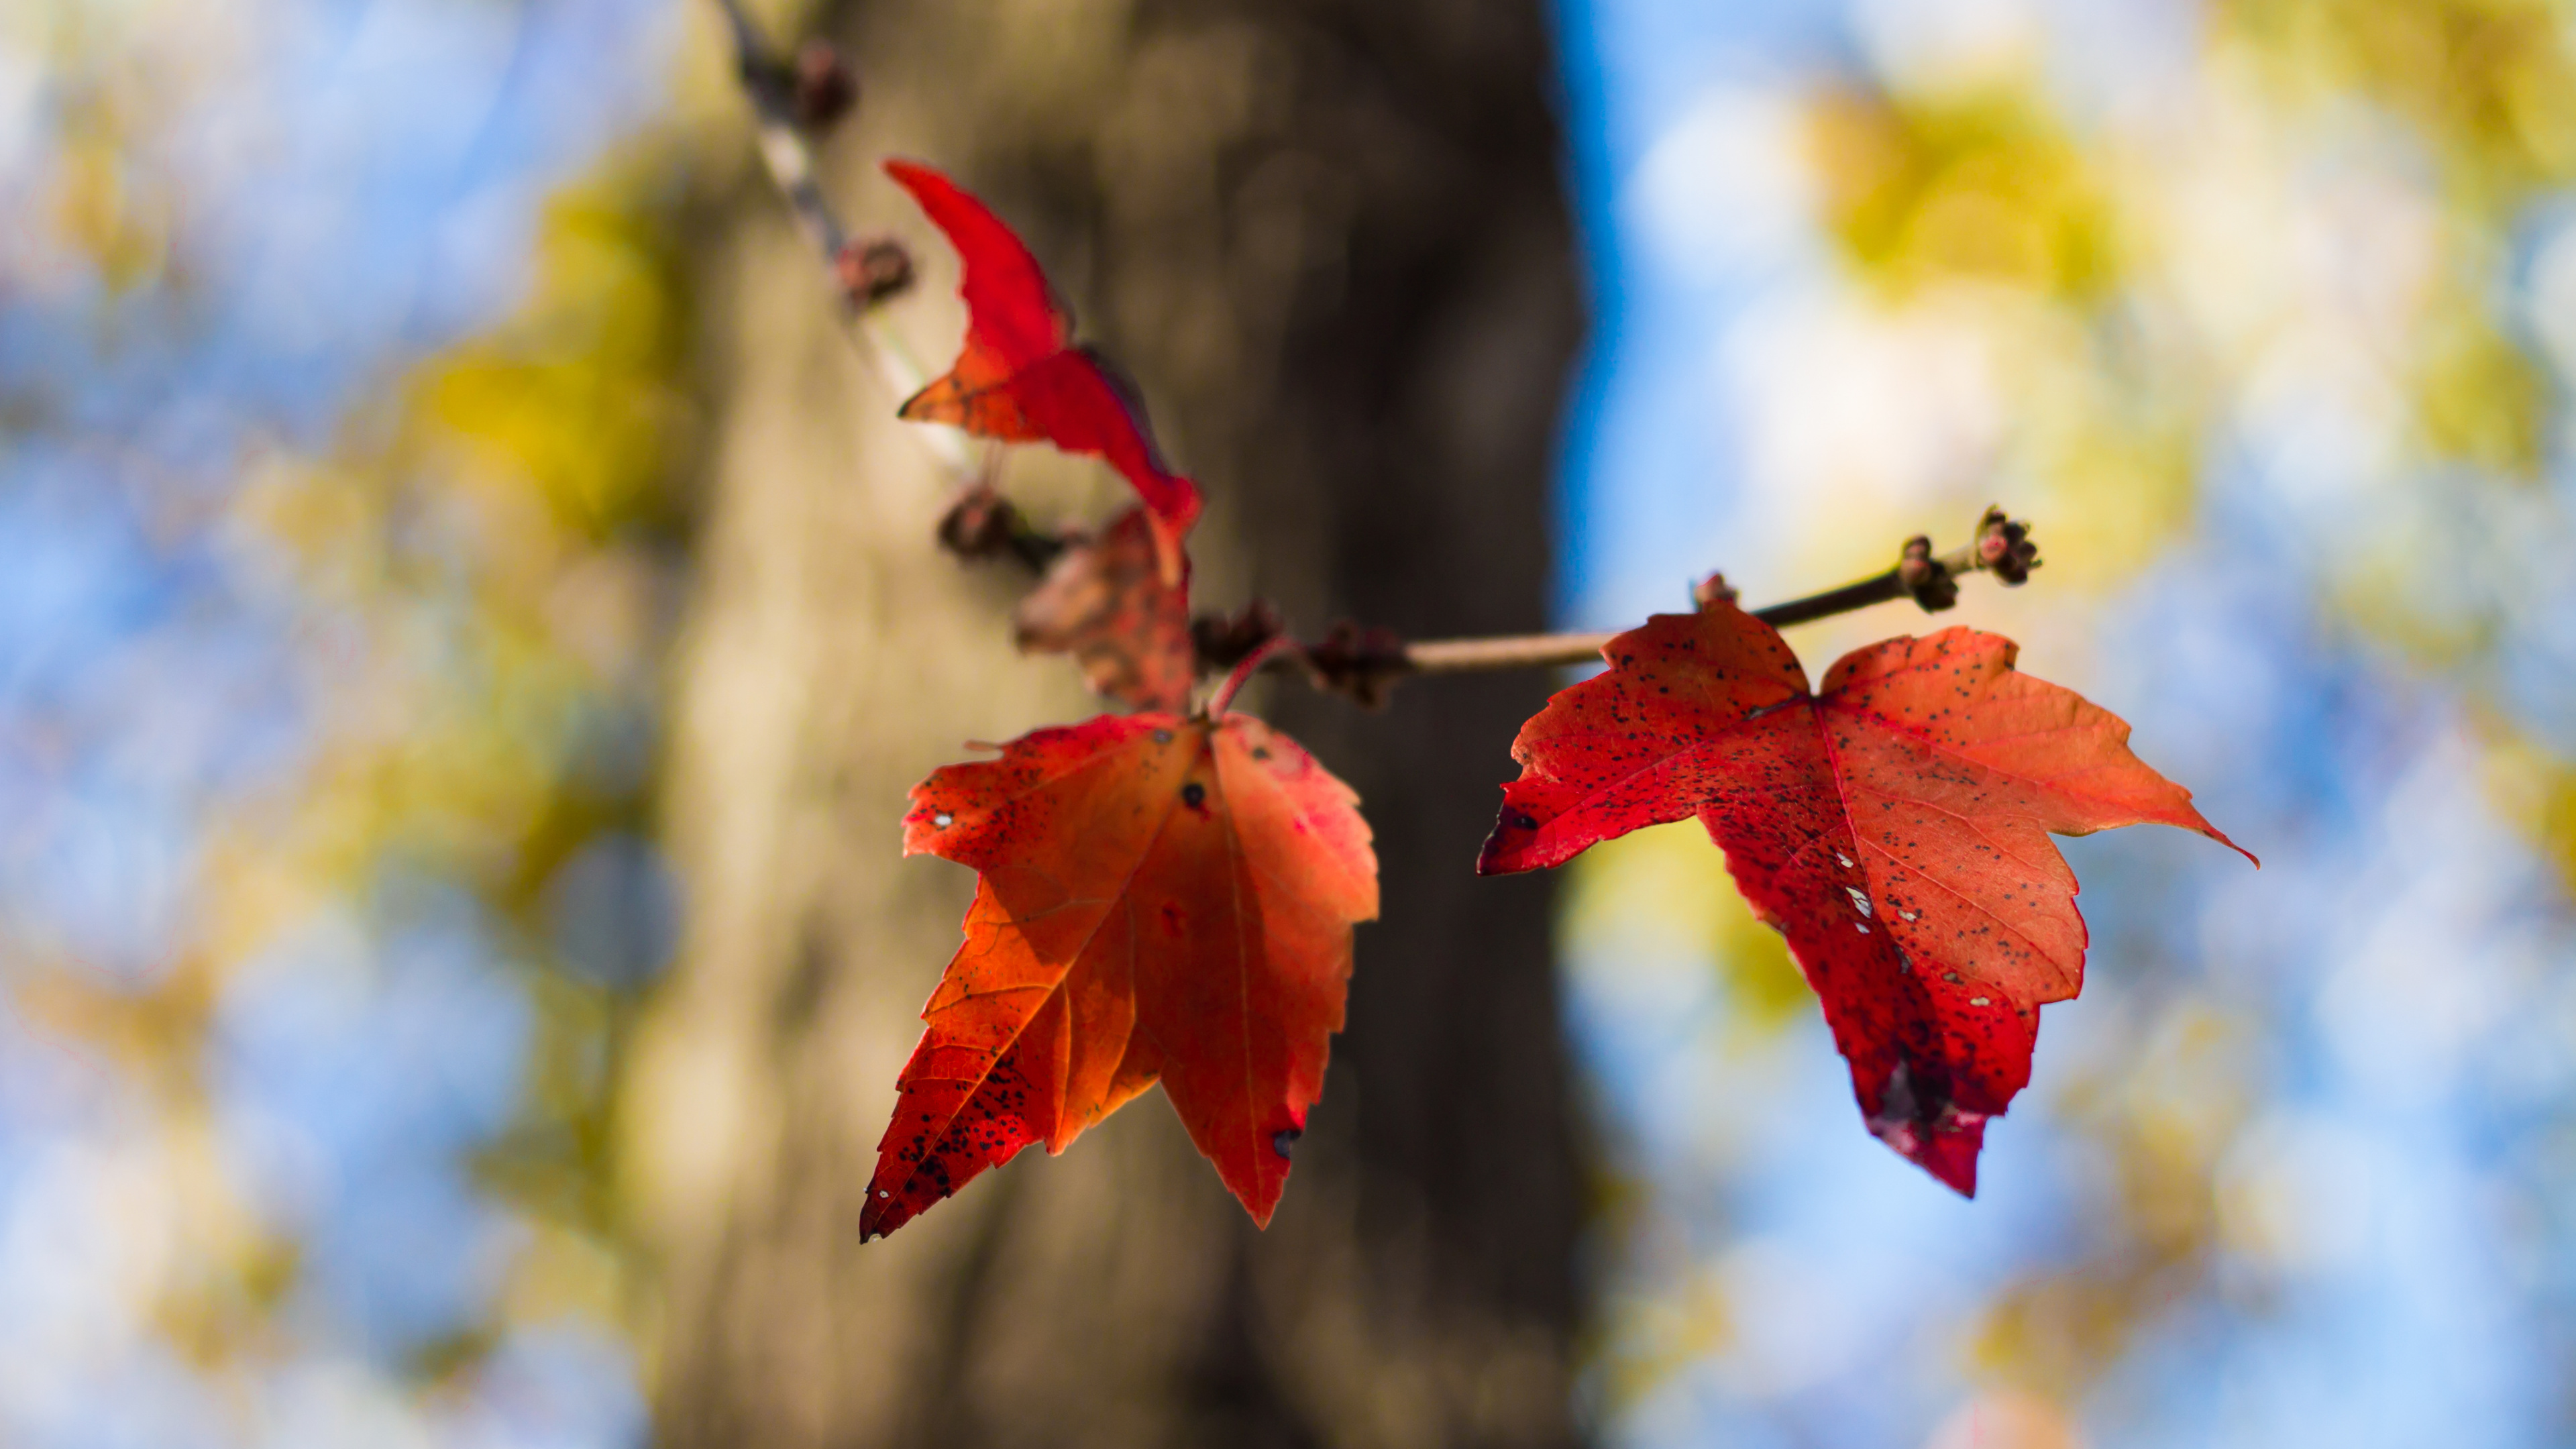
[1205,637,1301,718]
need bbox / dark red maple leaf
[883,160,1203,543]
[1478,602,2251,1195]
[1014,506,1195,714]
[865,710,1377,1240]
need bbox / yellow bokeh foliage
[419,190,698,543]
[1562,820,1811,1038]
[1969,1002,2253,1399]
[1809,85,2118,305]
[2219,0,2576,211]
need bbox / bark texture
[629,2,1589,1444]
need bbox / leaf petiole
[1203,635,1303,718]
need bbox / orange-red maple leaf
[883,160,1203,541]
[1014,507,1195,714]
[865,712,1377,1240]
[1478,603,2251,1195]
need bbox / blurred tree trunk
[627,2,1589,1445]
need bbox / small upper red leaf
[1479,603,2251,1195]
[883,160,1203,539]
[865,711,1378,1240]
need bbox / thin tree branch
[1410,516,2027,670]
[1395,632,1615,674]
[712,0,844,264]
[708,0,964,466]
[1216,507,2041,704]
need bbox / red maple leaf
[864,711,1378,1240]
[883,160,1203,541]
[1478,603,2251,1195]
[1014,506,1195,714]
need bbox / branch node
[791,38,858,131]
[1975,504,2039,586]
[1898,535,1959,612]
[837,237,916,307]
[1305,621,1411,709]
[1191,600,1287,674]
[937,484,1064,573]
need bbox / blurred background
[5,0,2576,1446]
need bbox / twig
[708,0,964,466]
[712,0,844,264]
[1218,507,2041,704]
[1396,632,1615,674]
[1411,508,2029,665]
